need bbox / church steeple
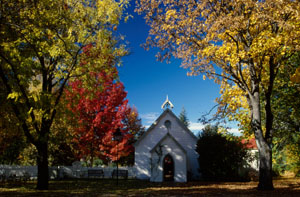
[161,95,174,110]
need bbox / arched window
[164,120,171,129]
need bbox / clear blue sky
[117,2,239,135]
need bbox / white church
[134,97,200,182]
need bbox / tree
[48,104,78,166]
[65,68,133,166]
[120,106,145,166]
[216,83,252,137]
[123,106,145,140]
[0,79,27,164]
[271,54,300,176]
[179,106,189,128]
[0,0,128,189]
[217,53,300,176]
[136,0,300,190]
[196,124,249,181]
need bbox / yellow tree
[218,60,300,176]
[137,0,300,190]
[0,0,128,189]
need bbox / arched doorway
[163,154,174,181]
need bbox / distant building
[241,138,259,170]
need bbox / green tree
[137,0,300,189]
[179,107,189,128]
[196,124,249,181]
[0,0,128,189]
[271,54,300,176]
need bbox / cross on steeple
[161,95,174,110]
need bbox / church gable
[134,101,200,182]
[134,108,197,150]
[150,133,187,155]
[150,133,187,182]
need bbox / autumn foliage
[0,0,129,189]
[136,0,300,190]
[65,68,133,163]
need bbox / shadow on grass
[0,178,299,196]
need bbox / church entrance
[163,154,174,181]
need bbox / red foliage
[65,68,133,162]
[241,138,258,150]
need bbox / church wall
[134,120,168,180]
[134,150,151,180]
[134,109,200,181]
[150,136,187,182]
[162,113,200,180]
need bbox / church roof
[241,138,258,150]
[134,108,198,147]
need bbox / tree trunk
[257,57,275,190]
[36,141,49,190]
[258,141,273,190]
[250,91,274,190]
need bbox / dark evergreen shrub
[196,126,250,181]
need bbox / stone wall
[0,164,136,180]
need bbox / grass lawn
[0,178,299,196]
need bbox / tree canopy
[65,67,133,165]
[0,0,128,189]
[137,0,300,190]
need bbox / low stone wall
[0,165,136,180]
[0,165,37,180]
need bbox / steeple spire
[161,95,174,110]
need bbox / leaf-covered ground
[0,178,299,196]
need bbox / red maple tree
[65,52,133,164]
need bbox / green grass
[0,178,299,196]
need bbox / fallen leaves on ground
[0,177,299,196]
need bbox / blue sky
[117,2,239,135]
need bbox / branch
[209,60,246,90]
[6,21,46,69]
[198,103,219,124]
[0,52,40,133]
[236,61,250,93]
[49,45,84,126]
[0,64,37,145]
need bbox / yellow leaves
[285,143,300,172]
[201,45,216,57]
[165,9,177,22]
[49,45,60,58]
[291,67,300,83]
[97,0,127,25]
[162,24,171,31]
[28,107,33,115]
[176,38,181,45]
[1,0,129,121]
[138,1,300,155]
[218,81,249,122]
[7,92,22,102]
